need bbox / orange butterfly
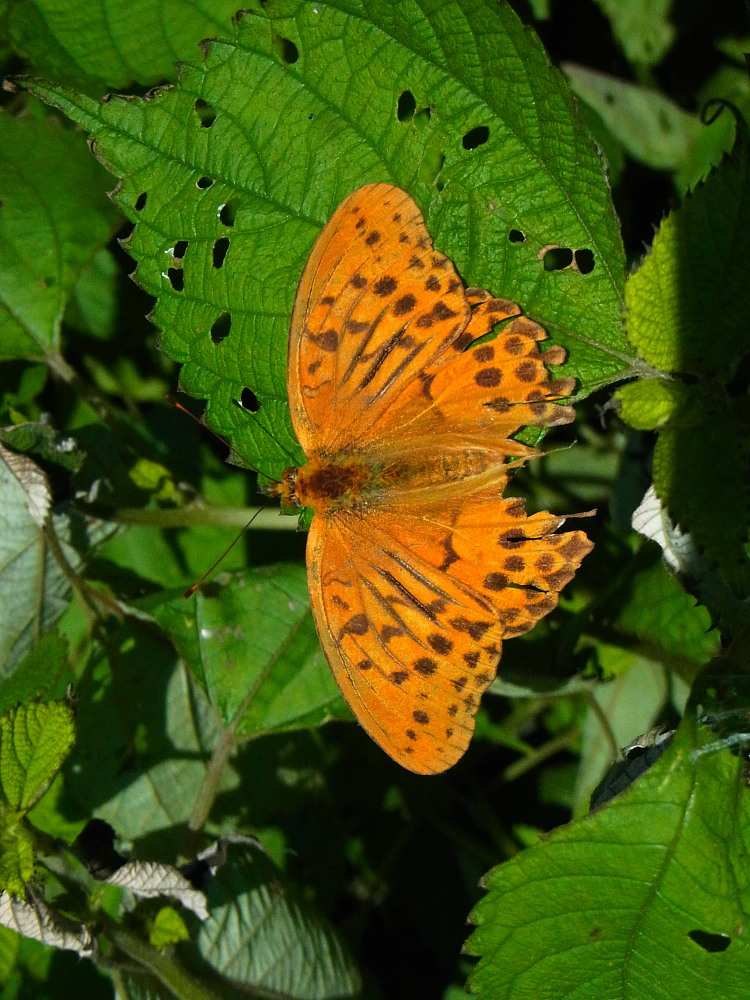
[275,183,592,774]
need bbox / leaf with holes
[28,0,632,486]
[467,668,750,999]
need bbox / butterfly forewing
[288,183,471,455]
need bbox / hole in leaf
[173,241,188,260]
[273,35,299,64]
[542,247,573,271]
[574,248,595,274]
[194,99,217,128]
[308,112,315,120]
[462,125,489,150]
[219,200,239,227]
[508,229,526,243]
[688,930,731,953]
[196,176,213,189]
[211,312,231,345]
[241,387,261,412]
[167,268,184,291]
[212,237,230,269]
[135,192,147,211]
[397,90,416,121]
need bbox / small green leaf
[566,65,702,170]
[0,817,36,897]
[625,134,750,379]
[148,565,348,738]
[615,378,698,431]
[0,702,75,813]
[0,113,120,361]
[149,906,189,949]
[591,0,675,66]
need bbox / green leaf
[0,817,36,897]
[591,0,675,66]
[148,565,348,739]
[575,659,669,811]
[63,628,221,845]
[28,0,631,485]
[625,133,750,379]
[0,445,107,674]
[615,378,698,431]
[65,248,119,341]
[0,702,75,813]
[652,395,750,594]
[565,64,733,189]
[193,840,361,999]
[149,906,189,949]
[0,113,121,361]
[0,633,70,717]
[596,549,718,672]
[9,0,248,90]
[467,681,750,999]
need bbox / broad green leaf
[0,702,75,813]
[63,629,222,845]
[467,676,750,999]
[592,0,674,66]
[65,247,119,341]
[625,135,750,379]
[148,565,348,739]
[193,840,361,999]
[29,0,631,485]
[9,0,247,90]
[0,113,121,361]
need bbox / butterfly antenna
[183,505,270,599]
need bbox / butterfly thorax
[278,447,507,513]
[277,456,376,511]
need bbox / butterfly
[274,183,592,774]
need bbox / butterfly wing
[289,186,576,458]
[306,487,592,774]
[288,183,472,455]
